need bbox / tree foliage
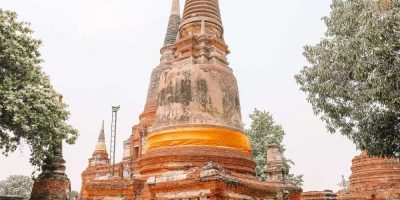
[295,0,400,158]
[0,9,78,169]
[245,109,303,186]
[0,175,33,198]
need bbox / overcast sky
[0,0,359,192]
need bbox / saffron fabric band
[146,127,252,152]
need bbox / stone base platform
[79,162,302,200]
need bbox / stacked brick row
[347,152,400,199]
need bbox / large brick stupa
[79,0,301,199]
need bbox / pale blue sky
[0,0,359,192]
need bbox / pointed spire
[98,120,105,143]
[180,0,223,38]
[173,0,229,64]
[93,121,108,157]
[91,121,109,166]
[163,0,181,46]
[170,0,180,16]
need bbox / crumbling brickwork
[337,152,400,200]
[30,142,72,200]
[78,0,302,199]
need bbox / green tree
[0,9,78,169]
[0,175,33,198]
[245,109,303,186]
[295,0,400,158]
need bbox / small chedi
[79,0,301,199]
[337,152,400,200]
[301,152,400,200]
[30,142,72,200]
[30,96,72,200]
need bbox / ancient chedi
[30,96,72,200]
[336,152,400,200]
[30,142,72,200]
[79,0,301,199]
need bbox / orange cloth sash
[146,127,252,152]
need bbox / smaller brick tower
[30,141,72,200]
[266,144,301,199]
[79,122,116,199]
[344,152,400,199]
[266,144,286,182]
[30,95,72,200]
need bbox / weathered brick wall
[30,174,71,200]
[139,146,256,175]
[349,152,400,199]
[301,190,337,200]
[80,179,141,200]
[335,152,400,200]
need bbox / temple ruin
[337,152,400,200]
[79,0,301,199]
[77,1,400,199]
